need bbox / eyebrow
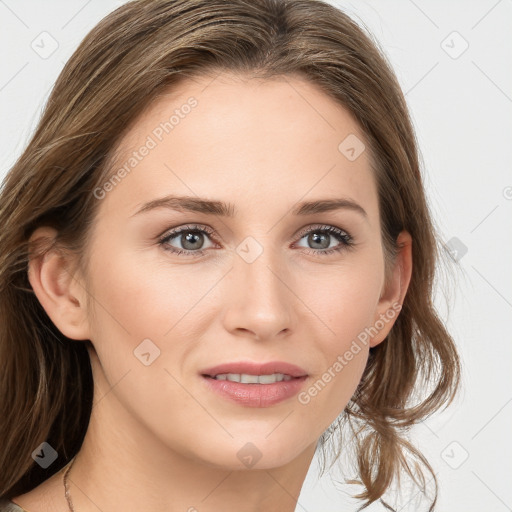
[131,194,368,221]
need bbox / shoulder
[3,468,67,512]
[0,498,28,512]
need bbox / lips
[200,360,309,407]
[200,361,308,379]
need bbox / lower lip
[201,375,308,407]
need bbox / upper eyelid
[295,224,351,238]
[160,224,215,240]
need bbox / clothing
[0,498,28,512]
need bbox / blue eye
[158,223,355,257]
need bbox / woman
[0,0,461,510]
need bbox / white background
[0,1,511,510]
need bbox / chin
[184,432,313,471]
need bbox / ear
[369,230,413,348]
[27,226,91,341]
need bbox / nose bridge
[224,233,295,337]
[236,233,289,300]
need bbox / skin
[18,71,412,512]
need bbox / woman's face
[73,72,403,469]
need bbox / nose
[222,242,296,341]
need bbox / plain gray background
[0,1,511,510]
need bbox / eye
[293,224,355,257]
[158,223,355,257]
[158,224,216,257]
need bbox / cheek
[298,260,382,339]
[292,265,380,426]
[87,244,188,338]
[297,346,368,438]
[297,313,371,436]
[84,242,223,382]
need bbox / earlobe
[27,227,91,341]
[369,230,413,348]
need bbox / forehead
[98,72,379,226]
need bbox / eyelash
[158,223,355,258]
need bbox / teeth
[240,374,259,383]
[213,373,293,384]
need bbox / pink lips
[201,361,308,378]
[200,360,308,408]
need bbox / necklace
[62,456,77,512]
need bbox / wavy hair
[0,0,461,509]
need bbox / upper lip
[201,361,308,378]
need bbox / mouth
[199,361,308,407]
[203,372,297,383]
[200,360,308,380]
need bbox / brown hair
[0,0,461,509]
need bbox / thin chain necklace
[62,456,77,512]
